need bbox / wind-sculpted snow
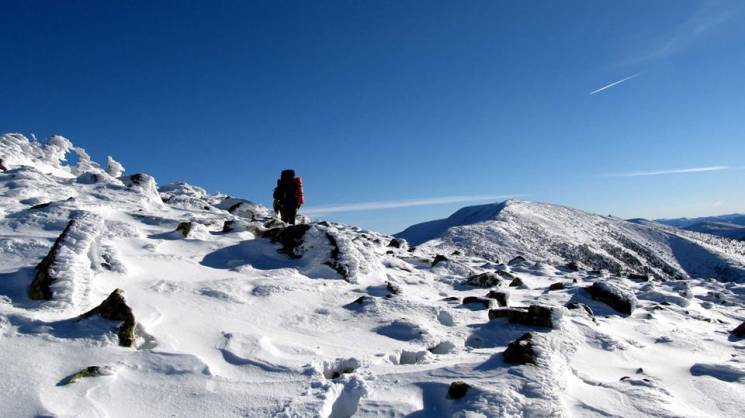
[400,199,745,282]
[1,133,745,417]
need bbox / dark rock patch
[262,224,311,259]
[731,321,745,338]
[451,250,462,256]
[176,221,193,237]
[78,289,136,347]
[488,305,556,328]
[485,290,509,307]
[386,281,402,296]
[548,282,566,291]
[462,296,492,310]
[30,201,53,210]
[628,273,650,283]
[509,277,525,288]
[464,272,501,288]
[564,261,580,272]
[0,158,7,171]
[508,256,528,266]
[447,381,470,399]
[503,333,537,365]
[431,254,449,267]
[388,238,407,249]
[29,220,76,300]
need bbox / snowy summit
[1,133,745,417]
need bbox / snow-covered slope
[398,200,745,282]
[2,133,745,417]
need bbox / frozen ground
[1,133,745,417]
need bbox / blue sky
[2,1,744,233]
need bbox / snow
[1,133,745,417]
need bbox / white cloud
[303,194,525,215]
[589,73,640,95]
[603,165,730,177]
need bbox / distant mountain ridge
[657,213,745,240]
[398,200,745,281]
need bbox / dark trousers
[280,206,297,224]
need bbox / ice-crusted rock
[222,219,253,233]
[121,173,163,206]
[29,212,104,307]
[488,305,559,328]
[503,332,538,365]
[321,357,361,379]
[464,272,501,288]
[176,221,211,239]
[106,156,125,177]
[226,200,272,220]
[77,289,136,347]
[0,158,7,171]
[587,280,637,315]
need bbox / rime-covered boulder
[29,212,104,306]
[587,281,637,315]
[121,173,163,206]
[176,221,210,239]
[78,289,136,347]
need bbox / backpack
[295,177,304,205]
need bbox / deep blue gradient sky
[2,1,744,233]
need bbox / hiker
[273,169,304,224]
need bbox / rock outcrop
[78,289,136,347]
[488,305,557,328]
[503,333,538,365]
[262,224,311,259]
[587,281,637,315]
[447,381,470,399]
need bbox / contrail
[603,165,729,177]
[303,194,526,215]
[590,73,640,95]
